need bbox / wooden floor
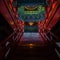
[4,42,60,60]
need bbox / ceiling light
[29,22,34,26]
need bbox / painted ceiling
[14,0,48,22]
[12,0,48,32]
[18,5,46,22]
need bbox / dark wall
[51,20,60,41]
[0,13,13,42]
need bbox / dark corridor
[0,0,60,60]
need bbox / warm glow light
[29,22,34,26]
[29,44,34,48]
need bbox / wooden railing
[39,28,60,57]
[43,31,60,54]
[0,29,23,60]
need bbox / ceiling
[13,0,48,22]
[12,0,49,32]
[17,0,48,6]
[18,5,46,22]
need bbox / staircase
[4,43,60,60]
[19,33,44,43]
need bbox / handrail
[50,32,60,41]
[0,29,23,60]
[44,31,60,55]
[45,29,60,41]
[0,31,17,47]
[39,32,48,44]
[0,28,23,46]
[0,41,14,60]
